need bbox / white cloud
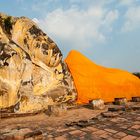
[102,10,119,32]
[30,0,140,71]
[103,10,119,24]
[32,18,40,24]
[34,6,119,49]
[122,6,140,32]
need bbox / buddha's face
[0,16,77,113]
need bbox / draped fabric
[65,50,140,104]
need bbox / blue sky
[0,0,140,72]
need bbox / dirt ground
[0,106,107,129]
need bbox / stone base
[114,98,127,105]
[132,97,140,102]
[90,99,105,110]
[45,104,67,116]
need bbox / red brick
[113,132,127,138]
[55,135,67,140]
[14,135,24,140]
[108,137,120,140]
[81,128,91,132]
[79,136,85,140]
[24,138,34,140]
[68,127,76,130]
[121,125,129,129]
[69,130,85,136]
[91,134,102,140]
[110,118,119,123]
[100,132,112,138]
[34,135,44,140]
[92,130,106,135]
[0,135,14,140]
[131,125,140,129]
[47,127,54,131]
[136,117,140,121]
[105,128,118,134]
[47,135,53,138]
[47,138,53,140]
[133,121,140,125]
[86,126,99,132]
[56,128,69,133]
[137,130,140,133]
[121,135,137,140]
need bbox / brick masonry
[0,103,140,140]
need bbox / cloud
[32,18,40,24]
[122,6,140,32]
[34,5,119,49]
[102,10,119,32]
[30,0,140,71]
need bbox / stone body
[0,13,77,113]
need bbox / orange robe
[65,50,140,104]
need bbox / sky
[0,0,140,72]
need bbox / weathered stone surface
[131,105,140,111]
[45,104,67,116]
[132,97,140,102]
[0,13,77,113]
[90,99,105,110]
[101,112,119,118]
[108,105,126,112]
[114,98,127,105]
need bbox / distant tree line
[133,72,140,79]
